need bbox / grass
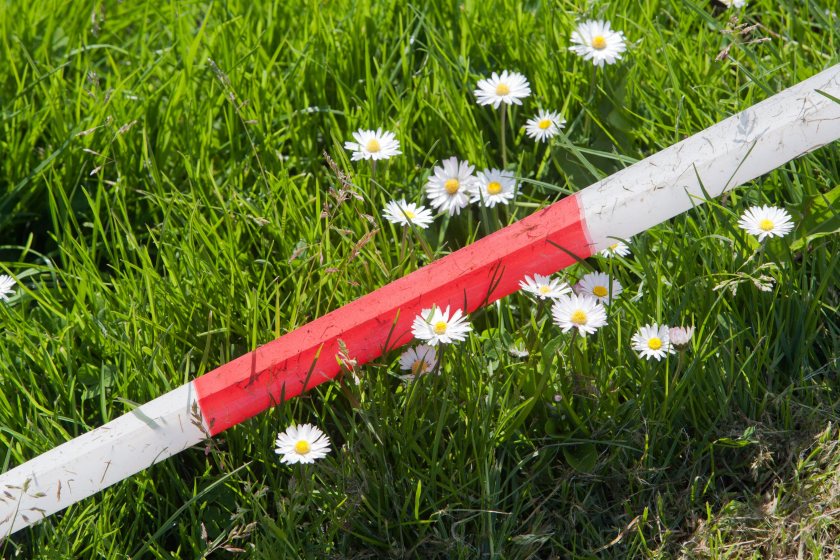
[0,0,838,557]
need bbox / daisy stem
[584,66,597,139]
[554,331,588,434]
[433,344,445,376]
[526,299,547,357]
[672,351,687,390]
[491,205,502,232]
[478,198,493,237]
[500,105,507,168]
[757,239,767,266]
[661,350,681,420]
[371,159,377,179]
[579,334,589,376]
[399,225,408,264]
[412,226,435,262]
[559,397,587,435]
[536,142,551,180]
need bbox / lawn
[1,0,838,557]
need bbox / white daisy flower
[524,110,566,143]
[737,205,794,241]
[0,275,16,302]
[599,240,631,258]
[631,324,675,361]
[425,157,477,216]
[471,168,518,207]
[519,273,571,300]
[721,0,746,8]
[398,344,438,381]
[382,199,435,229]
[570,20,628,67]
[669,326,695,351]
[411,305,472,346]
[574,272,622,304]
[551,294,608,336]
[275,423,332,465]
[344,128,401,161]
[474,70,531,108]
[508,342,530,358]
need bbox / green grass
[1,0,838,557]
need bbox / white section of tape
[578,65,840,251]
[0,383,206,537]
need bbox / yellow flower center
[759,218,775,232]
[412,359,429,375]
[570,310,587,325]
[538,119,552,130]
[495,83,510,96]
[294,440,311,455]
[539,285,551,294]
[433,321,448,335]
[647,337,662,350]
[403,210,415,219]
[487,181,503,195]
[591,35,607,50]
[609,243,618,250]
[592,285,608,298]
[366,139,381,153]
[444,178,460,194]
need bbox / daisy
[551,294,608,336]
[574,272,622,304]
[382,199,435,229]
[474,70,531,108]
[344,128,401,161]
[508,342,530,358]
[669,326,695,351]
[524,110,566,143]
[570,20,628,67]
[471,168,518,207]
[519,273,571,300]
[631,324,675,361]
[275,423,332,465]
[737,205,794,241]
[398,345,438,381]
[600,240,631,258]
[411,305,472,346]
[425,157,476,216]
[0,275,16,302]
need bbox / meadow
[1,0,838,557]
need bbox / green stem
[526,299,547,358]
[673,351,687,389]
[662,351,685,421]
[500,105,507,168]
[579,333,589,376]
[491,204,502,233]
[434,343,446,377]
[398,225,408,264]
[536,142,552,180]
[412,226,435,262]
[559,397,587,435]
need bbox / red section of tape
[194,194,592,434]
